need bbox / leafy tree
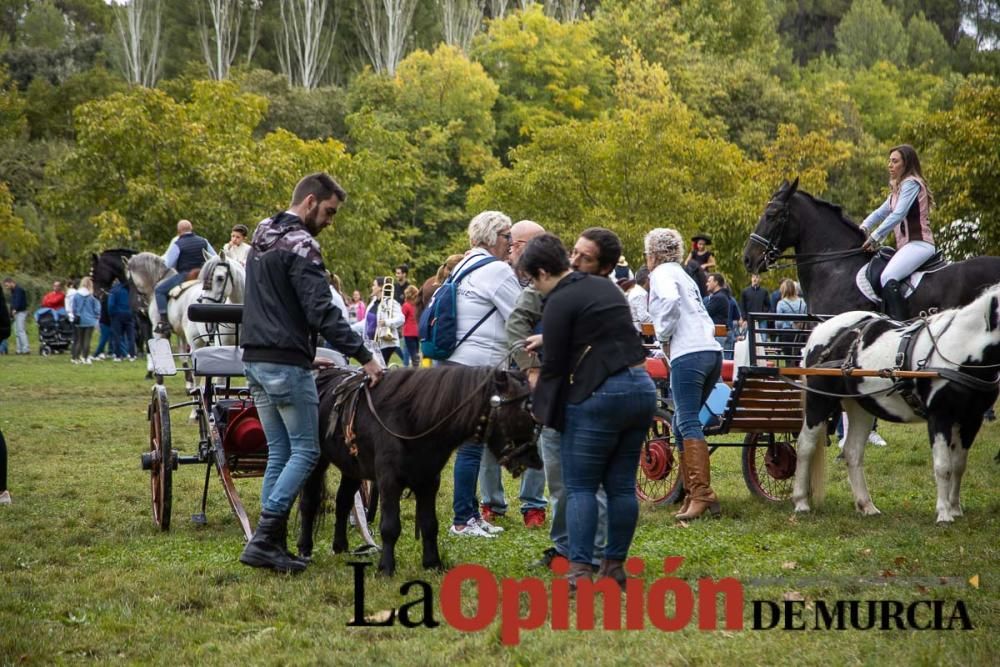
[676,0,779,61]
[905,11,951,72]
[24,65,125,140]
[0,180,35,272]
[20,1,67,50]
[234,68,348,141]
[471,5,612,158]
[776,0,852,64]
[469,83,763,280]
[911,80,1000,256]
[46,81,406,279]
[836,0,908,69]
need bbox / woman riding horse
[860,144,937,321]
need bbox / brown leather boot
[673,452,690,517]
[674,439,720,520]
[597,559,627,591]
[567,561,594,593]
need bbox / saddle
[326,370,369,456]
[166,273,203,300]
[864,248,947,299]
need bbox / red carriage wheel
[148,385,174,530]
[635,408,684,505]
[741,432,797,502]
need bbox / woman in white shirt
[646,227,723,521]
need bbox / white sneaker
[84,358,93,365]
[867,431,887,447]
[94,354,106,361]
[0,490,11,505]
[71,358,80,365]
[449,518,496,538]
[475,516,504,535]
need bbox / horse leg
[296,459,328,560]
[333,476,362,554]
[413,476,443,571]
[841,400,879,515]
[792,423,823,513]
[376,477,404,577]
[929,417,956,524]
[949,416,982,520]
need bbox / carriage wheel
[636,407,684,505]
[359,479,379,525]
[148,385,174,530]
[741,432,797,502]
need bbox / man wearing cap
[153,219,217,335]
[224,224,251,266]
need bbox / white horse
[127,251,245,352]
[792,282,1000,524]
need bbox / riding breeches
[881,241,935,286]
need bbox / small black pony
[743,179,1000,317]
[298,365,542,576]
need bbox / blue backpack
[418,256,498,360]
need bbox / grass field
[1,337,998,666]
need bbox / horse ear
[219,249,227,261]
[91,252,99,264]
[122,256,130,270]
[203,248,212,261]
[789,177,799,195]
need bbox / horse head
[743,178,800,274]
[482,369,543,477]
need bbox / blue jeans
[111,313,136,358]
[670,350,723,444]
[94,323,112,355]
[561,367,656,564]
[154,273,187,317]
[244,362,320,515]
[541,426,606,563]
[404,336,420,367]
[452,442,484,525]
[479,446,547,515]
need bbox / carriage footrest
[148,338,177,376]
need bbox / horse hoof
[422,560,444,572]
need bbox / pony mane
[795,190,866,242]
[388,366,493,432]
[938,280,1000,323]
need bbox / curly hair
[468,211,512,248]
[644,228,685,265]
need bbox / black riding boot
[882,280,908,321]
[239,510,307,573]
[154,314,173,336]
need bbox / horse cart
[142,303,377,543]
[635,310,826,506]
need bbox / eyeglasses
[500,233,512,242]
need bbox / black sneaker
[530,547,561,569]
[154,321,173,336]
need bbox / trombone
[375,276,396,344]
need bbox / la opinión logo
[347,557,973,645]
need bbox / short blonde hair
[468,211,512,248]
[80,276,94,291]
[644,228,684,266]
[780,278,797,299]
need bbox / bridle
[747,197,868,272]
[198,259,233,305]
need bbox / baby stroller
[36,308,74,356]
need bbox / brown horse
[298,365,542,576]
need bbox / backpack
[418,256,498,360]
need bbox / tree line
[0,0,997,289]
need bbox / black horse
[298,365,543,576]
[90,248,152,360]
[90,248,138,296]
[743,179,1000,317]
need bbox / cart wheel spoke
[742,432,797,502]
[636,408,684,506]
[149,385,173,530]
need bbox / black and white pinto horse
[743,179,1000,317]
[298,365,543,576]
[793,283,1000,523]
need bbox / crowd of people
[2,145,941,580]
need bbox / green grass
[1,342,998,666]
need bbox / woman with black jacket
[521,234,656,590]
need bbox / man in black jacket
[739,273,771,337]
[239,172,383,573]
